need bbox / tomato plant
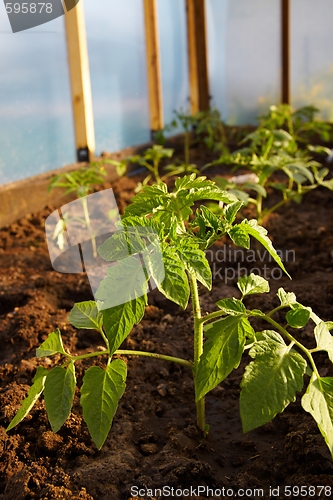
[8,173,333,457]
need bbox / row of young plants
[48,103,333,230]
[6,168,333,457]
[86,103,333,226]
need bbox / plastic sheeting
[291,0,333,121]
[1,0,333,185]
[206,0,281,124]
[158,0,189,126]
[0,7,75,185]
[84,0,150,154]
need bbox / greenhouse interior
[1,0,333,498]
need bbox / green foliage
[6,367,48,431]
[259,104,333,143]
[48,164,108,257]
[101,297,146,355]
[49,164,106,198]
[127,144,174,187]
[44,363,76,433]
[7,173,333,459]
[211,104,333,224]
[156,108,231,178]
[302,374,333,456]
[80,360,127,450]
[196,316,253,400]
[240,330,307,432]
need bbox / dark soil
[1,166,333,500]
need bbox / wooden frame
[143,0,164,133]
[281,0,290,104]
[186,0,209,114]
[64,1,95,162]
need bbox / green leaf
[156,246,190,309]
[196,316,253,401]
[224,201,244,224]
[240,332,306,432]
[80,360,127,449]
[102,296,146,355]
[302,374,333,458]
[68,301,103,331]
[98,228,146,261]
[6,367,48,431]
[177,240,212,290]
[175,174,213,191]
[286,305,311,328]
[123,184,168,218]
[284,164,314,184]
[44,363,76,433]
[314,323,333,362]
[237,219,290,277]
[237,273,270,297]
[199,205,220,230]
[187,186,237,205]
[36,329,66,358]
[244,183,267,197]
[228,225,250,249]
[277,288,297,307]
[95,256,148,309]
[215,297,246,316]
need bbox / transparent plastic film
[45,188,164,310]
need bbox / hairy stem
[199,309,225,325]
[65,349,192,368]
[153,159,162,184]
[115,350,192,367]
[189,272,206,432]
[81,197,97,258]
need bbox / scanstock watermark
[4,0,80,33]
[206,245,296,283]
[45,188,165,311]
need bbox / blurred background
[1,0,333,185]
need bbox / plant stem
[189,272,206,432]
[65,349,191,368]
[266,304,288,318]
[115,350,192,367]
[184,130,190,167]
[81,196,97,258]
[199,309,226,325]
[256,193,263,221]
[99,328,110,350]
[257,313,320,378]
[153,159,162,184]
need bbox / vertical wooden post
[186,0,209,114]
[64,1,95,162]
[143,0,164,135]
[281,0,290,104]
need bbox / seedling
[259,103,333,144]
[102,145,175,191]
[157,108,230,179]
[127,144,174,188]
[7,175,333,458]
[194,108,230,155]
[49,164,107,257]
[211,124,333,224]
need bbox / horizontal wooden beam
[186,0,210,114]
[64,1,95,162]
[0,133,186,229]
[143,0,164,132]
